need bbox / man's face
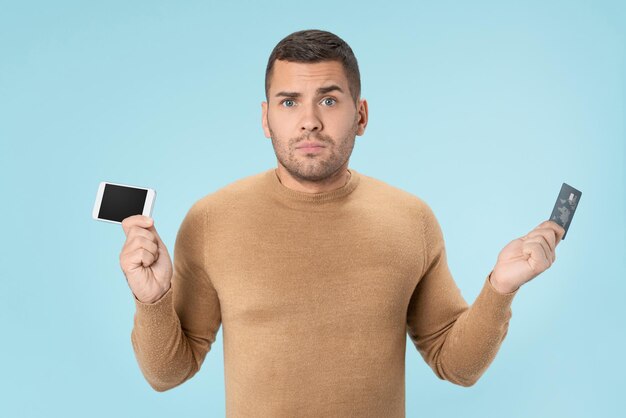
[262,60,368,182]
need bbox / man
[120,29,564,417]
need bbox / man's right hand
[120,215,173,304]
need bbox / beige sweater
[130,167,518,417]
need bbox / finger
[526,235,555,263]
[146,224,167,251]
[123,247,157,270]
[525,228,556,254]
[527,237,552,263]
[120,247,150,273]
[543,220,565,243]
[526,221,563,247]
[523,241,551,268]
[121,215,154,237]
[126,227,158,247]
[121,229,155,254]
[123,236,159,259]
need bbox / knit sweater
[130,167,518,417]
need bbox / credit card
[549,182,581,240]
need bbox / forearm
[432,273,518,386]
[130,287,201,392]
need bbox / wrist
[135,284,171,304]
[489,272,519,294]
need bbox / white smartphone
[92,181,156,224]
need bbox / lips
[296,141,326,149]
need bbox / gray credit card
[549,182,581,240]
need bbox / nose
[300,104,322,134]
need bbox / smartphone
[92,181,156,224]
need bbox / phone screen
[98,184,148,222]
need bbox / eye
[322,98,337,106]
[280,99,296,107]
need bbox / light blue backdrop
[1,1,624,417]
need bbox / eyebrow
[274,84,344,98]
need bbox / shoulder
[357,171,435,216]
[186,169,271,215]
[354,171,444,241]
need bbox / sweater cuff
[133,286,175,320]
[473,272,519,320]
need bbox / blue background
[1,1,624,417]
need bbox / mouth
[297,146,325,153]
[296,141,325,148]
[296,141,326,153]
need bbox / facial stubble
[268,114,359,183]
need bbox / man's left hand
[490,220,566,294]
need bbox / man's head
[262,29,368,184]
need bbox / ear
[261,101,271,138]
[356,98,368,136]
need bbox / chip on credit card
[549,182,581,240]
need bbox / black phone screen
[98,184,148,222]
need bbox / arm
[130,201,222,392]
[406,203,518,387]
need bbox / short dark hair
[265,29,361,105]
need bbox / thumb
[147,222,167,252]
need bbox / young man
[120,29,565,417]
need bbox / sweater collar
[266,167,360,206]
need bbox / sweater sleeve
[406,202,518,387]
[130,200,222,392]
